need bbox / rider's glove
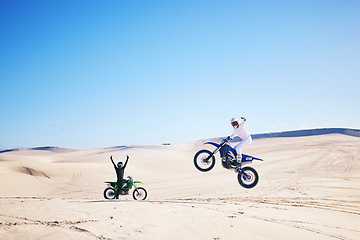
[226,136,231,141]
[241,117,246,121]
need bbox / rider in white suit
[229,117,252,162]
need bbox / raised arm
[110,156,116,168]
[123,155,129,168]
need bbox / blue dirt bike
[194,137,263,188]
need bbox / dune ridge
[1,128,359,154]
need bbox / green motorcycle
[103,176,147,200]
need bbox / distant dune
[199,127,360,144]
[0,146,81,154]
[252,127,360,139]
[1,128,359,154]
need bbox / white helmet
[231,117,239,128]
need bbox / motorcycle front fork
[205,147,220,161]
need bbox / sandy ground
[0,133,359,240]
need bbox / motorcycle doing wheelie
[103,176,147,200]
[194,137,263,188]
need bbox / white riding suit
[230,119,252,161]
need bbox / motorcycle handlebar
[220,137,230,145]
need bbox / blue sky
[1,0,359,149]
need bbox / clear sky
[1,0,359,149]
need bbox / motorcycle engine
[221,158,232,169]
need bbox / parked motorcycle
[194,137,263,188]
[103,176,147,200]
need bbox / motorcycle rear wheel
[194,150,215,172]
[104,187,116,199]
[133,187,147,200]
[237,166,259,189]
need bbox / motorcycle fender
[134,181,144,184]
[241,154,264,163]
[204,142,220,148]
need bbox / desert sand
[0,133,360,240]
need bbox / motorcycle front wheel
[104,187,116,199]
[194,150,215,172]
[237,167,259,189]
[133,187,147,200]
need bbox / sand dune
[1,133,360,239]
